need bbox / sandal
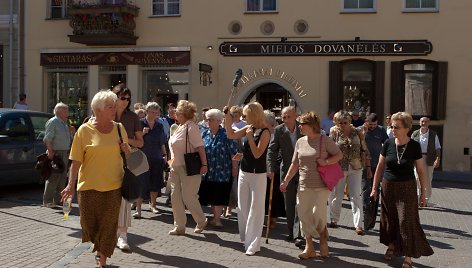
[402,259,413,268]
[384,247,394,261]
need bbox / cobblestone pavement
[0,174,471,268]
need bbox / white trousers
[328,167,364,229]
[415,155,435,202]
[237,170,267,254]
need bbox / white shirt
[286,125,297,147]
[419,129,441,153]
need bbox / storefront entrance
[243,83,295,117]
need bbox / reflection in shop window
[142,69,189,109]
[404,63,434,117]
[46,67,88,126]
[342,61,374,116]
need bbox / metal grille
[99,65,127,74]
[45,66,87,72]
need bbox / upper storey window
[341,0,376,13]
[48,0,68,19]
[152,0,180,16]
[246,0,277,12]
[403,0,439,12]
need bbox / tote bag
[117,123,142,202]
[183,125,202,176]
[317,135,344,191]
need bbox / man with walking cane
[267,106,304,247]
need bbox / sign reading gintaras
[219,40,432,56]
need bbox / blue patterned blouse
[202,127,238,182]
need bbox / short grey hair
[91,90,117,114]
[53,102,68,115]
[264,110,277,127]
[145,102,161,112]
[205,108,224,121]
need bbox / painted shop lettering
[51,55,93,63]
[260,44,305,54]
[313,44,386,54]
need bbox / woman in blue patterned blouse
[198,108,238,228]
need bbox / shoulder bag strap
[116,122,127,168]
[186,125,189,153]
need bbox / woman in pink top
[280,112,342,260]
[167,100,208,235]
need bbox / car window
[30,115,52,141]
[0,117,30,142]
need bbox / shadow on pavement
[132,245,227,268]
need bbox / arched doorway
[243,83,296,117]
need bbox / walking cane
[265,175,274,244]
[226,69,243,107]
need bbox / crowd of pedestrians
[40,87,438,268]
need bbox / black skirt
[198,177,233,206]
[380,179,434,258]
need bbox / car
[0,108,53,186]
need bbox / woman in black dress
[370,112,433,268]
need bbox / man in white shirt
[411,117,441,206]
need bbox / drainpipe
[9,0,13,107]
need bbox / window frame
[340,0,377,13]
[402,0,439,13]
[47,0,68,19]
[151,0,181,17]
[245,0,278,13]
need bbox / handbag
[317,135,344,191]
[117,123,142,202]
[183,125,202,176]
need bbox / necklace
[396,142,408,164]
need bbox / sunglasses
[299,122,308,125]
[337,121,348,125]
[120,96,131,101]
[391,125,403,129]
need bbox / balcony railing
[68,2,139,46]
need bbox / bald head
[281,106,297,127]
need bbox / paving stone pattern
[0,175,471,268]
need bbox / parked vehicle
[0,109,53,186]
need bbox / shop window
[329,60,385,118]
[99,65,127,90]
[341,61,374,116]
[152,0,180,16]
[341,0,376,13]
[48,0,68,19]
[390,60,447,120]
[246,0,277,12]
[403,0,439,12]
[46,67,88,126]
[142,69,189,110]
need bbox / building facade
[0,0,24,108]
[23,0,471,171]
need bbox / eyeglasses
[337,121,348,125]
[391,125,403,129]
[120,96,130,101]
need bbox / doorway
[0,45,3,107]
[243,83,295,118]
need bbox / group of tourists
[38,87,439,267]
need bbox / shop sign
[219,40,432,56]
[40,51,190,66]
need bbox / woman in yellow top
[61,90,130,268]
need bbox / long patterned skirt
[380,179,434,258]
[78,188,122,258]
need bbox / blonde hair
[176,100,197,120]
[243,102,266,128]
[298,111,321,133]
[91,90,117,114]
[230,105,243,115]
[333,110,352,123]
[391,111,413,130]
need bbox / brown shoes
[298,250,317,260]
[355,227,365,235]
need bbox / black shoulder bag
[117,123,142,202]
[183,125,202,176]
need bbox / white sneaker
[117,235,130,250]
